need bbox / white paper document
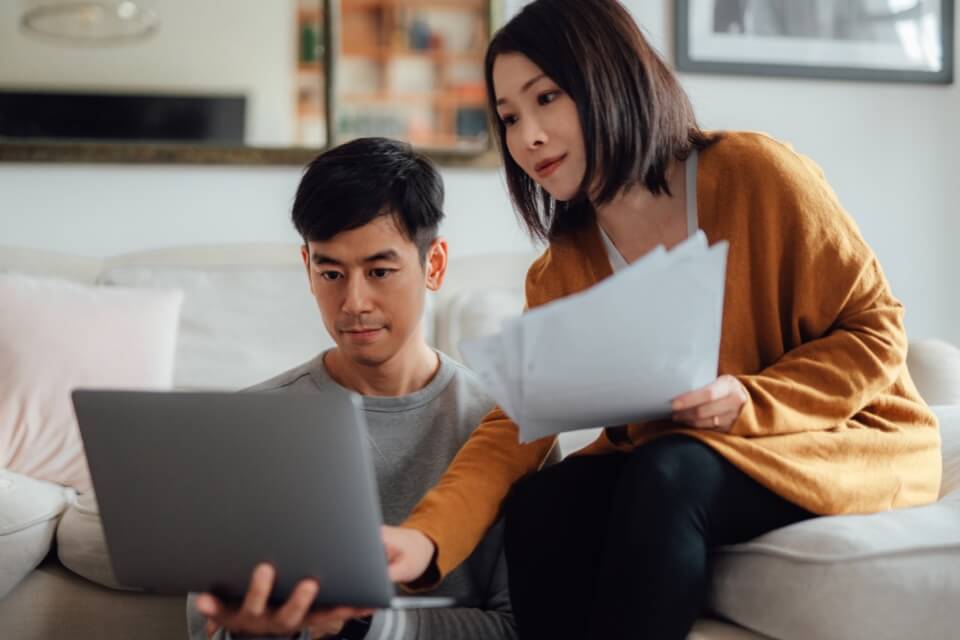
[459,231,729,443]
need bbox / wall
[0,0,956,344]
[0,0,296,145]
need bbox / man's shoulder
[243,354,326,393]
[437,352,495,419]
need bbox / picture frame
[675,0,954,84]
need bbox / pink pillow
[0,275,183,492]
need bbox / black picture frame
[675,0,954,84]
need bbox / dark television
[0,91,246,144]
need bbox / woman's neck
[594,160,687,263]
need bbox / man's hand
[671,374,749,432]
[196,563,373,639]
[382,525,436,585]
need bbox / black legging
[503,435,814,640]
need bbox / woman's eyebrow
[496,73,547,107]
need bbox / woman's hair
[484,0,715,241]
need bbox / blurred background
[0,0,957,345]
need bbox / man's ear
[425,238,448,292]
[300,244,314,292]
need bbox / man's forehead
[307,216,417,262]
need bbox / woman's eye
[320,271,342,281]
[370,268,393,279]
[538,91,559,106]
[501,114,518,127]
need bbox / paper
[460,231,729,443]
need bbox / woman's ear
[425,238,449,292]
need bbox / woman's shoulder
[702,130,828,187]
[523,234,587,309]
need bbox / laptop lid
[72,388,399,609]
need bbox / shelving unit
[293,0,490,150]
[295,0,326,146]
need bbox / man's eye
[320,271,342,281]
[370,269,393,279]
[538,91,559,106]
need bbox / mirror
[0,0,502,166]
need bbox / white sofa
[0,243,957,640]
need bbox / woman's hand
[195,563,373,639]
[671,374,749,432]
[382,525,437,585]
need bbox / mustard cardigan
[404,131,942,581]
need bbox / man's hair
[484,0,715,242]
[292,137,445,262]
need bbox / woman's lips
[535,154,566,178]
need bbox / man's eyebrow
[364,250,400,263]
[310,250,400,265]
[496,73,546,107]
[310,253,341,265]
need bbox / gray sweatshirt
[186,350,516,640]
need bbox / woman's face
[492,53,586,202]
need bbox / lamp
[20,0,159,45]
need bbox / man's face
[301,215,445,368]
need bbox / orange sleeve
[401,252,560,583]
[731,150,908,437]
[402,406,555,582]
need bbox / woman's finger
[672,391,743,424]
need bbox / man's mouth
[342,327,385,344]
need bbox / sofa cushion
[0,274,182,491]
[0,470,75,599]
[709,405,960,640]
[98,266,337,390]
[56,490,133,591]
[0,559,185,640]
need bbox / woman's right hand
[382,525,436,585]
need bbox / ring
[712,416,719,428]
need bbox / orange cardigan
[404,131,942,581]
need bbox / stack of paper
[460,231,729,443]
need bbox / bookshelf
[294,0,491,150]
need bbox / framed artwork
[676,0,954,84]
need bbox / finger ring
[712,416,719,428]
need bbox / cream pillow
[0,469,75,598]
[97,266,335,390]
[907,339,960,405]
[0,274,182,492]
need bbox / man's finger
[274,579,319,630]
[241,563,275,617]
[195,593,222,619]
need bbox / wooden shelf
[342,0,486,10]
[340,91,485,107]
[342,46,484,62]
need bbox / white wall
[0,0,956,344]
[0,1,296,145]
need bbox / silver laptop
[71,388,452,610]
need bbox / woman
[384,1,942,638]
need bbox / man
[187,137,518,640]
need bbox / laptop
[71,388,453,610]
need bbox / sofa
[0,243,957,640]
